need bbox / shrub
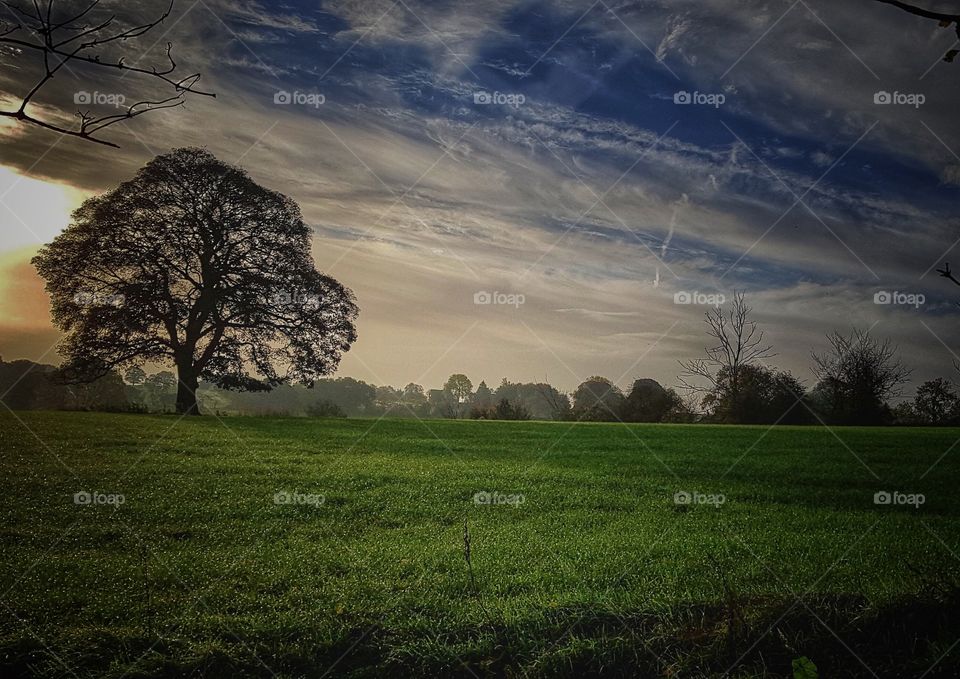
[306,400,346,418]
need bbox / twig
[936,263,960,288]
[463,518,495,625]
[0,0,214,146]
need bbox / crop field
[1,411,959,677]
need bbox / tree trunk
[175,363,201,415]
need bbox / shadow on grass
[3,592,959,678]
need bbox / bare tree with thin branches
[678,292,774,420]
[0,0,214,147]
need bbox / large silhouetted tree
[33,148,359,415]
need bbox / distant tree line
[1,291,956,426]
[0,357,128,411]
[4,356,953,426]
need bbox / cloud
[940,165,960,187]
[810,150,834,167]
[655,14,693,62]
[661,193,688,258]
[216,1,323,33]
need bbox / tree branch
[868,0,960,61]
[0,0,214,146]
[936,262,960,287]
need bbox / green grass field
[2,411,959,677]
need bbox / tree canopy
[33,147,358,414]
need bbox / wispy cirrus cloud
[0,0,958,392]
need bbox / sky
[1,0,959,395]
